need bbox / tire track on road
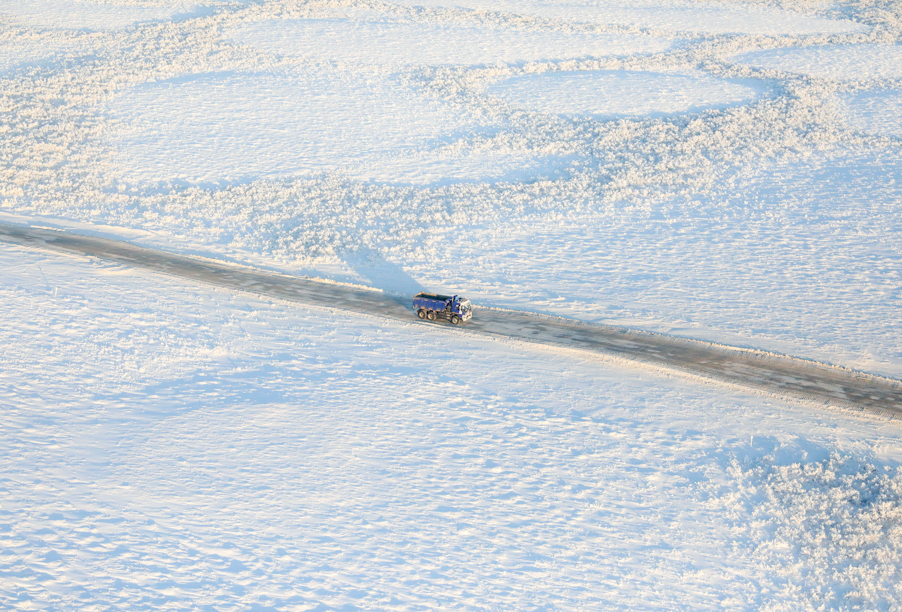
[2,222,900,419]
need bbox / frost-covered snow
[0,0,200,30]
[733,44,902,81]
[488,70,761,118]
[228,19,671,66]
[388,0,867,35]
[2,242,901,610]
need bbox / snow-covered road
[4,221,898,418]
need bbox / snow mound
[388,0,866,35]
[843,90,902,136]
[0,0,198,30]
[733,44,902,81]
[228,19,671,66]
[488,70,761,118]
[109,70,541,185]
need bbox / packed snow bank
[109,70,524,185]
[388,0,867,35]
[0,0,199,30]
[2,242,901,610]
[228,19,671,66]
[488,70,761,118]
[844,90,902,136]
[733,44,902,81]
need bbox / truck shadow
[344,249,425,298]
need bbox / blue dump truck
[413,292,473,325]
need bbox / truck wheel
[417,309,426,320]
[450,315,461,325]
[426,311,436,321]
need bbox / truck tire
[450,315,461,325]
[426,310,436,321]
[417,309,426,319]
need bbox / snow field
[487,70,761,118]
[843,89,902,136]
[0,38,80,76]
[733,44,902,81]
[0,0,201,31]
[1,243,901,610]
[135,18,674,185]
[109,69,499,185]
[108,65,764,185]
[227,19,672,66]
[2,0,902,607]
[386,0,868,35]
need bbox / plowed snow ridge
[2,222,900,419]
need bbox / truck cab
[413,292,473,325]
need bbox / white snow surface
[109,70,503,185]
[0,40,75,76]
[3,0,902,607]
[844,90,902,136]
[733,44,902,81]
[0,0,199,30]
[228,18,671,66]
[2,242,901,610]
[387,0,867,35]
[488,70,761,118]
